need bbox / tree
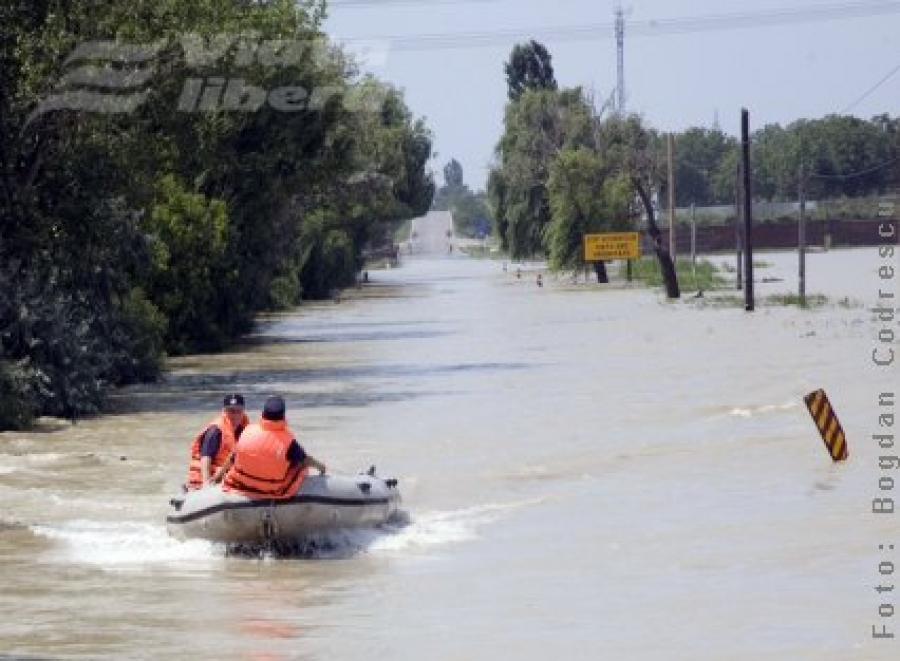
[143,176,228,354]
[487,168,510,250]
[505,40,557,102]
[0,0,434,428]
[546,147,631,274]
[672,128,738,206]
[452,191,492,238]
[444,158,464,188]
[433,157,491,237]
[490,86,593,259]
[597,114,680,298]
[750,115,898,201]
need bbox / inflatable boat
[166,469,401,543]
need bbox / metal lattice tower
[615,5,625,114]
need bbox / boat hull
[166,473,401,543]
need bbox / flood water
[1,247,897,660]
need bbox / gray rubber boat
[166,471,401,543]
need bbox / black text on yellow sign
[803,389,849,461]
[583,232,641,261]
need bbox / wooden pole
[798,165,806,306]
[741,109,754,312]
[735,160,743,291]
[690,203,697,287]
[667,133,676,261]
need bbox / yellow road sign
[583,232,641,261]
[803,389,849,461]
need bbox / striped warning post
[803,389,849,461]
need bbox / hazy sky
[323,0,899,190]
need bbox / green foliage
[434,159,468,210]
[684,292,832,309]
[143,176,228,354]
[268,271,302,311]
[0,360,38,430]
[452,191,492,238]
[672,128,738,206]
[285,80,433,299]
[0,0,434,428]
[624,257,726,292]
[505,40,557,102]
[764,293,828,308]
[757,115,898,200]
[491,86,594,259]
[487,169,510,251]
[546,147,632,270]
[444,159,464,188]
[433,158,492,237]
[593,113,681,298]
[111,288,167,383]
[1,280,112,420]
[298,216,357,299]
[673,115,899,206]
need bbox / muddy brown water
[0,248,897,660]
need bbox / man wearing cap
[184,394,250,490]
[223,396,326,499]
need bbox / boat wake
[224,510,412,560]
[30,498,535,564]
[367,499,539,551]
[32,520,220,569]
[225,499,535,558]
[728,401,799,418]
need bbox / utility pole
[690,203,697,288]
[735,160,742,291]
[741,109,754,312]
[615,5,625,114]
[798,165,806,306]
[667,133,676,260]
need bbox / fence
[648,217,898,254]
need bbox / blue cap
[262,396,286,420]
[223,393,245,408]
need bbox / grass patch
[362,257,397,270]
[690,292,834,309]
[620,257,729,291]
[764,293,828,308]
[459,244,502,259]
[394,218,412,244]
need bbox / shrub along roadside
[0,0,434,429]
[622,257,728,292]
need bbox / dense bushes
[0,0,434,428]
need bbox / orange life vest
[222,418,308,499]
[185,412,248,490]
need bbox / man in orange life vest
[223,395,326,499]
[185,394,249,490]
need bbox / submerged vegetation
[694,293,832,309]
[623,257,729,292]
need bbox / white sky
[323,0,900,190]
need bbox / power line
[840,61,900,113]
[627,1,900,37]
[808,156,900,180]
[329,0,508,6]
[329,1,900,51]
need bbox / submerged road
[409,210,453,255]
[0,248,895,660]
